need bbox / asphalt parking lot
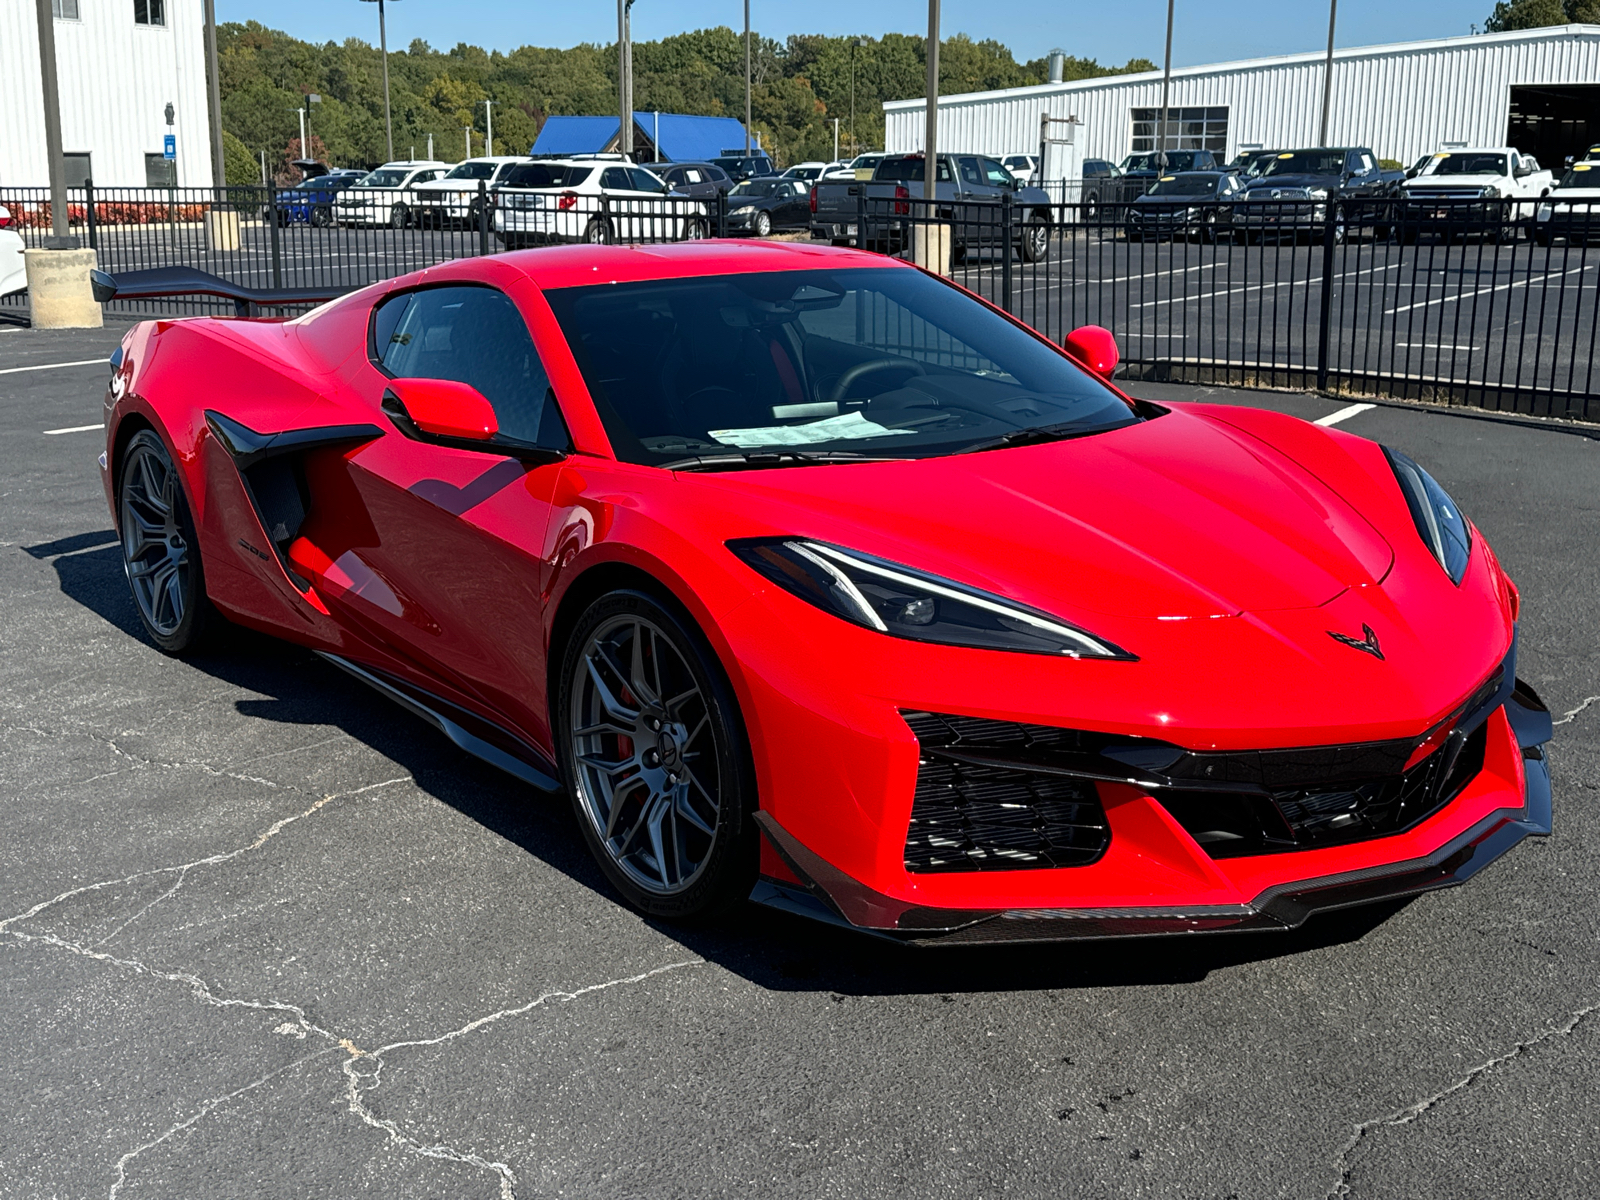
[1,314,1597,1199]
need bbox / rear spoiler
[90,267,347,317]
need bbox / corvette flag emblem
[1327,624,1384,660]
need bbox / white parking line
[0,358,106,376]
[1394,342,1478,351]
[43,424,102,435]
[1313,403,1376,427]
[1385,263,1592,315]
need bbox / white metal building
[2,0,214,188]
[885,25,1600,178]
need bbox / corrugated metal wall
[3,0,214,187]
[886,25,1600,172]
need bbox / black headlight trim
[729,537,1137,660]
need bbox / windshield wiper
[661,450,906,472]
[954,422,1107,456]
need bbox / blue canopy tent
[531,113,756,163]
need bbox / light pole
[924,0,939,197]
[831,116,839,162]
[292,106,306,158]
[304,93,321,158]
[744,0,752,156]
[617,0,634,160]
[203,0,226,193]
[482,99,494,157]
[1159,0,1174,166]
[464,125,472,160]
[33,0,70,243]
[1318,0,1338,146]
[359,0,398,163]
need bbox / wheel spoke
[585,655,639,724]
[603,774,648,841]
[577,751,637,777]
[628,621,661,706]
[682,763,719,813]
[674,785,717,837]
[645,794,672,887]
[574,718,634,738]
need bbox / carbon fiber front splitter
[749,685,1555,946]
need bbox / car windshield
[544,267,1140,468]
[1557,163,1598,189]
[1146,174,1220,196]
[444,162,497,180]
[291,178,329,190]
[356,169,408,188]
[1428,153,1509,176]
[730,179,787,198]
[875,157,953,182]
[502,164,593,188]
[1121,151,1202,173]
[1259,152,1344,177]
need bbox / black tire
[274,208,290,227]
[1535,228,1552,247]
[556,589,757,921]
[389,203,409,230]
[683,218,709,241]
[1126,228,1142,243]
[310,205,331,228]
[584,217,612,244]
[1019,213,1051,262]
[753,211,772,238]
[1083,189,1100,222]
[117,429,221,655]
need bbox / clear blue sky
[219,0,1500,67]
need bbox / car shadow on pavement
[29,531,1415,995]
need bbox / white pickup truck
[1398,147,1554,242]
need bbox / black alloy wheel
[117,429,219,654]
[389,203,409,229]
[558,589,757,920]
[310,205,332,228]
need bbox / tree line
[217,23,1154,183]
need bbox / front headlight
[1384,448,1472,584]
[730,538,1135,659]
[1480,185,1501,199]
[1306,188,1329,200]
[1536,203,1553,221]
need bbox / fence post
[717,189,727,239]
[267,180,283,290]
[478,179,490,255]
[1001,189,1015,313]
[84,178,97,251]
[855,187,866,250]
[1316,199,1338,392]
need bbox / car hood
[689,407,1395,622]
[1403,175,1503,189]
[1244,175,1339,193]
[1132,194,1210,206]
[1548,187,1600,200]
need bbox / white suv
[0,205,25,298]
[412,156,528,227]
[494,157,709,247]
[333,161,450,228]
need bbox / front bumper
[753,681,1552,943]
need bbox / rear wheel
[389,203,409,229]
[584,217,612,244]
[557,589,757,920]
[684,217,709,241]
[1535,227,1552,247]
[310,205,331,228]
[117,430,220,655]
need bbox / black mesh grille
[902,712,1110,873]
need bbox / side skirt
[318,652,562,793]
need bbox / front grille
[901,712,1110,873]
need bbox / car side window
[627,167,664,193]
[981,158,1013,187]
[601,167,629,190]
[372,286,565,448]
[957,156,983,185]
[683,168,703,184]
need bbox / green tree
[221,129,260,185]
[1484,0,1594,29]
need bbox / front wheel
[1019,214,1051,262]
[584,217,612,244]
[310,205,331,228]
[753,211,772,238]
[1535,227,1552,247]
[683,217,709,241]
[117,429,221,655]
[388,203,409,229]
[557,589,757,920]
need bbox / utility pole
[33,0,70,243]
[850,37,864,154]
[1159,0,1174,166]
[1318,0,1338,146]
[203,0,226,193]
[483,99,494,157]
[617,0,634,160]
[359,0,397,163]
[464,125,471,160]
[744,0,752,155]
[831,117,839,162]
[293,106,306,157]
[924,0,940,197]
[304,93,321,157]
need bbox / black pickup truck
[1233,147,1405,242]
[809,152,1056,261]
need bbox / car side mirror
[1063,325,1120,379]
[383,378,498,442]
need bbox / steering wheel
[828,358,926,404]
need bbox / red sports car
[98,242,1553,943]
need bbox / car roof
[374,161,451,170]
[498,240,906,291]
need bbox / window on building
[1131,106,1228,155]
[145,154,177,187]
[134,0,165,25]
[53,0,80,19]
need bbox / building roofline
[883,23,1600,111]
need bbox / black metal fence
[4,182,1597,421]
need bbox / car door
[295,282,572,745]
[777,180,808,228]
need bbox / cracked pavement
[2,320,1597,1198]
